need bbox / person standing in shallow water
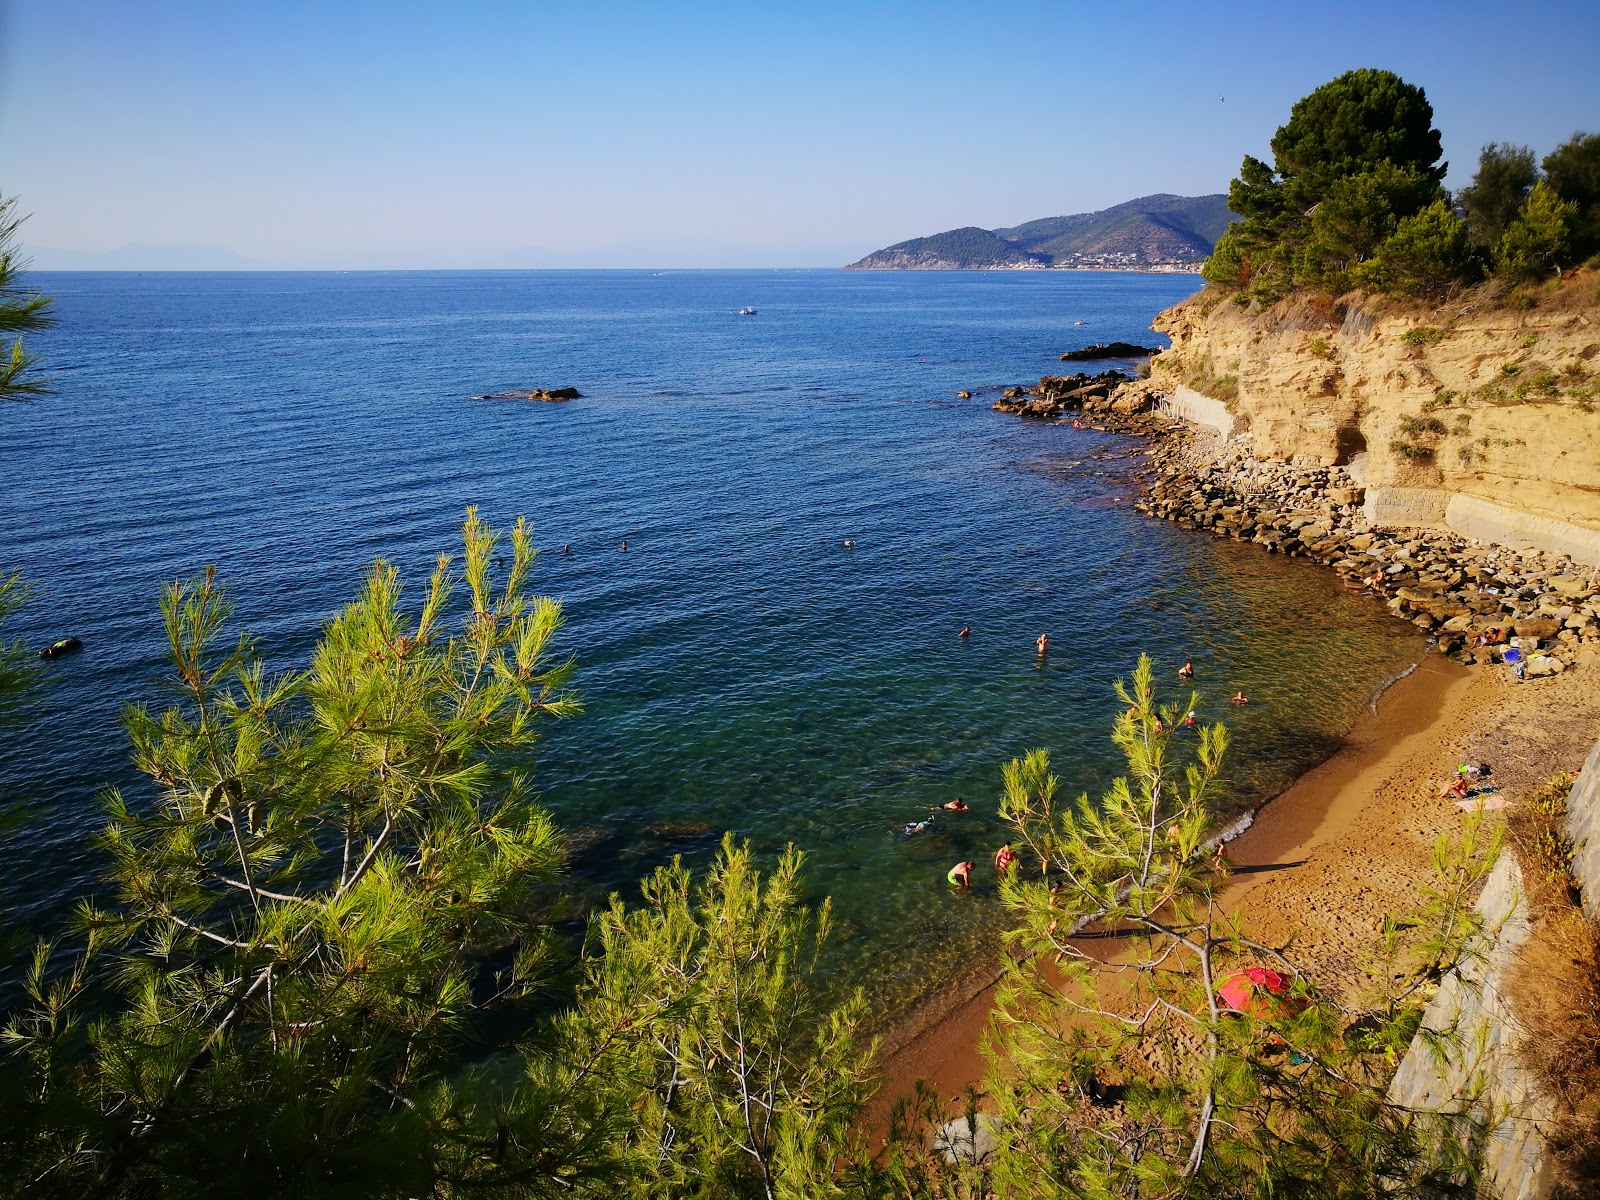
[947,861,974,888]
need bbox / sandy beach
[868,652,1600,1128]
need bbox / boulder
[1513,617,1563,639]
[1525,655,1566,677]
[1059,342,1160,361]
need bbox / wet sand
[867,655,1600,1130]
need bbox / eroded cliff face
[1147,272,1600,552]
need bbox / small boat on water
[738,306,758,316]
[39,636,83,659]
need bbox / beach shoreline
[865,648,1600,1133]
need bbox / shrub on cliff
[1496,180,1579,282]
[1353,200,1476,298]
[1296,163,1446,292]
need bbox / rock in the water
[475,387,583,402]
[1059,342,1161,361]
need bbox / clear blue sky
[2,0,1596,268]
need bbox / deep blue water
[0,269,1423,1014]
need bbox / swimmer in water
[1036,633,1049,655]
[843,539,855,548]
[563,544,571,554]
[620,540,629,551]
[1178,661,1195,678]
[903,819,933,836]
[1232,691,1249,704]
[958,625,970,638]
[947,860,974,888]
[932,798,969,812]
[1182,710,1198,728]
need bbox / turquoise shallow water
[0,269,1423,1015]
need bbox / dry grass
[1506,770,1600,1198]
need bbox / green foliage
[1,510,594,1197]
[1210,70,1448,298]
[0,195,54,403]
[1495,181,1578,281]
[1269,69,1446,202]
[1398,415,1449,436]
[1298,164,1442,291]
[1459,143,1538,248]
[1353,201,1477,298]
[0,573,38,728]
[1543,132,1600,261]
[1390,439,1436,460]
[1402,326,1447,347]
[950,656,1482,1198]
[554,835,873,1200]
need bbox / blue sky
[2,0,1596,268]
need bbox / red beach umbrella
[1216,967,1294,1017]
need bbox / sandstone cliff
[1145,271,1600,562]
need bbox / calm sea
[0,269,1422,1015]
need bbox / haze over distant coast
[846,194,1236,272]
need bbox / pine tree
[1495,180,1579,282]
[3,510,589,1197]
[964,656,1483,1198]
[552,834,874,1200]
[0,194,54,403]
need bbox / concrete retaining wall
[1364,486,1449,528]
[1446,495,1600,570]
[1159,386,1235,438]
[1357,488,1600,567]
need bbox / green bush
[1390,439,1436,459]
[1353,201,1475,298]
[1496,181,1578,281]
[1401,326,1446,346]
[1397,415,1448,436]
[1297,164,1441,292]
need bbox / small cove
[0,269,1424,1016]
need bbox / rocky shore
[983,370,1600,674]
[988,369,1176,436]
[1133,430,1600,673]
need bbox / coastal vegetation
[0,193,54,404]
[1203,70,1600,302]
[0,550,1516,1197]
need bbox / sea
[0,268,1424,1017]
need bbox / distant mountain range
[845,194,1236,270]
